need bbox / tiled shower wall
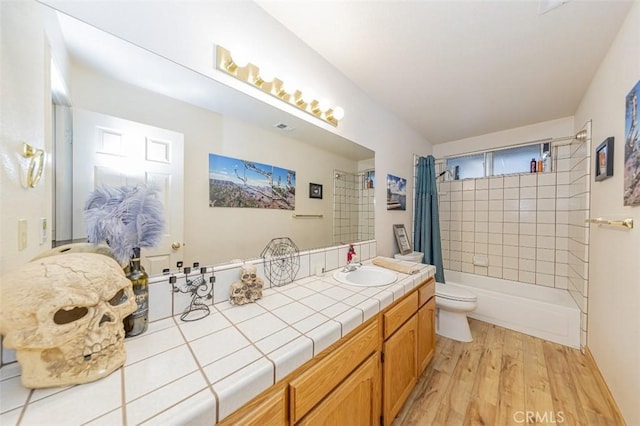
[567,124,591,348]
[434,133,590,347]
[333,170,374,245]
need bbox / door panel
[73,109,184,272]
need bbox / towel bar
[585,218,633,229]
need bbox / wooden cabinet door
[383,315,418,425]
[297,354,380,426]
[417,297,436,375]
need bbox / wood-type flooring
[393,319,625,426]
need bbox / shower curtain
[414,155,445,283]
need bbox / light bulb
[301,87,316,105]
[318,98,330,113]
[231,51,249,69]
[333,106,345,121]
[282,80,297,96]
[259,64,275,84]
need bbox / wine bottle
[124,247,149,337]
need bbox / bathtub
[443,270,581,348]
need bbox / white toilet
[434,282,477,342]
[393,251,478,343]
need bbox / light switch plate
[40,218,47,244]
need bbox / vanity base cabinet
[417,277,436,375]
[289,320,379,423]
[417,296,436,375]
[220,276,437,426]
[297,353,380,425]
[382,315,418,426]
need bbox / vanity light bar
[215,45,344,127]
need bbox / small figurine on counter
[229,263,264,305]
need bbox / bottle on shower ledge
[530,158,537,173]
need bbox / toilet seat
[435,282,477,302]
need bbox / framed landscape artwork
[208,153,296,210]
[624,80,640,205]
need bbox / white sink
[333,265,398,287]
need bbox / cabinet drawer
[418,277,435,307]
[289,320,379,423]
[383,290,418,338]
[218,384,287,426]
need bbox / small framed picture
[595,137,614,181]
[309,183,323,199]
[393,224,412,255]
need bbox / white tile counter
[0,263,435,425]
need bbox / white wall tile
[489,188,504,199]
[475,189,488,200]
[502,255,519,269]
[488,266,503,278]
[503,211,520,222]
[536,273,555,287]
[537,173,556,186]
[520,174,537,187]
[476,178,489,190]
[503,176,519,188]
[519,247,536,260]
[489,210,504,222]
[503,268,518,281]
[489,176,504,188]
[520,186,537,199]
[519,270,535,284]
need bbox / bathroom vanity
[220,274,435,426]
[0,263,435,425]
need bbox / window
[444,143,546,179]
[492,144,541,176]
[445,154,484,180]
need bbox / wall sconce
[215,45,344,127]
[22,142,45,188]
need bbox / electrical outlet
[18,219,27,251]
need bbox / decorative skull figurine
[0,253,136,388]
[229,263,264,305]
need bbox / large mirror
[47,6,375,274]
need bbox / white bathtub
[443,270,581,348]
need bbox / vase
[123,247,149,337]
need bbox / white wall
[43,0,432,257]
[0,1,53,276]
[71,65,362,265]
[574,2,640,424]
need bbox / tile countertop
[0,262,436,426]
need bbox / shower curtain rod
[435,133,582,160]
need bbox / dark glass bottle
[124,247,149,337]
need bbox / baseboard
[584,346,627,425]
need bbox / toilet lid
[435,282,477,302]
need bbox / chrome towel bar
[292,213,324,219]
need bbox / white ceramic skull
[229,264,263,305]
[0,253,136,388]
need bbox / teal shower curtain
[414,155,445,283]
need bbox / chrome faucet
[342,244,361,272]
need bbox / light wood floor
[394,319,625,426]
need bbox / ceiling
[257,0,633,144]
